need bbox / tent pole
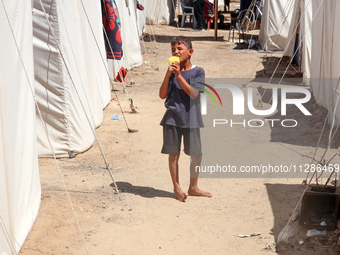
[214,0,218,40]
[178,0,181,16]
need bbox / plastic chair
[228,10,244,43]
[204,0,215,30]
[180,0,197,28]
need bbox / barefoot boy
[159,36,212,202]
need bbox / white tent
[116,0,143,69]
[1,0,128,252]
[0,1,41,254]
[33,0,110,157]
[259,0,313,83]
[310,0,340,124]
[284,0,312,83]
[80,0,112,109]
[145,0,174,24]
[260,0,340,122]
[259,0,296,51]
[137,0,146,36]
[107,0,144,80]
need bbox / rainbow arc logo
[198,83,222,106]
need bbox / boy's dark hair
[171,36,192,50]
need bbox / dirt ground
[20,10,340,255]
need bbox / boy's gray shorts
[161,124,202,156]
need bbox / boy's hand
[170,62,181,78]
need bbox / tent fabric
[260,0,340,122]
[145,0,172,24]
[33,0,110,157]
[310,0,340,124]
[259,0,313,82]
[259,0,296,51]
[80,0,111,109]
[283,0,313,83]
[0,1,41,253]
[282,0,300,56]
[137,0,146,36]
[117,0,143,69]
[299,0,313,84]
[108,0,143,79]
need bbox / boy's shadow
[111,182,174,199]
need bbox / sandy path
[20,24,340,255]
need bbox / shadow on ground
[113,181,174,199]
[256,56,303,79]
[251,86,340,150]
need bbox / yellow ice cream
[168,56,180,65]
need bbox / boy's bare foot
[174,187,188,202]
[188,188,212,197]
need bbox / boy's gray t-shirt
[160,66,205,128]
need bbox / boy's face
[171,43,193,63]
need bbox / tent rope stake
[3,0,90,253]
[36,0,121,192]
